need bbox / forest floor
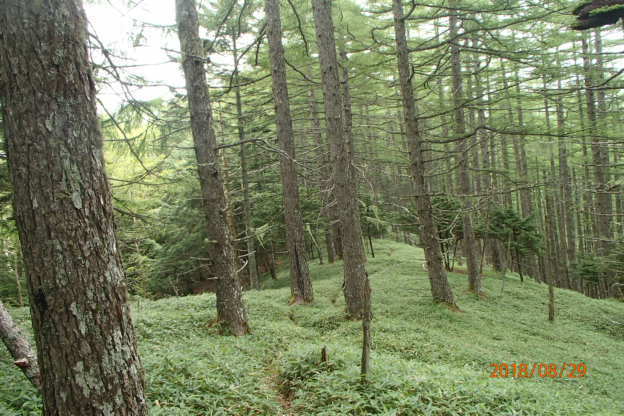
[2,240,624,415]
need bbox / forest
[0,0,624,414]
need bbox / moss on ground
[2,240,623,415]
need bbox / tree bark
[543,79,570,288]
[232,35,259,290]
[0,300,40,389]
[311,0,371,319]
[543,171,558,319]
[176,0,249,335]
[555,78,574,287]
[573,57,595,253]
[307,68,336,264]
[0,1,148,413]
[449,3,481,295]
[265,0,313,304]
[392,0,456,306]
[582,34,612,254]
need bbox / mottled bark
[265,0,313,304]
[312,0,371,318]
[392,0,456,306]
[0,1,148,414]
[0,300,40,389]
[176,0,249,335]
[449,4,481,294]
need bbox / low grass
[1,239,623,415]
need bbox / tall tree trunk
[543,79,569,288]
[0,300,40,389]
[471,38,501,273]
[512,70,533,220]
[307,69,336,264]
[449,3,481,295]
[582,34,612,254]
[0,1,148,413]
[311,0,371,319]
[232,35,260,289]
[498,59,514,210]
[574,61,595,253]
[573,168,587,265]
[594,29,616,248]
[513,69,540,280]
[176,0,249,335]
[544,169,559,316]
[554,80,573,288]
[232,35,259,290]
[550,158,567,288]
[555,75,577,269]
[392,0,456,306]
[484,73,507,272]
[265,0,313,304]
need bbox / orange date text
[489,363,587,378]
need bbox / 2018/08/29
[489,363,588,378]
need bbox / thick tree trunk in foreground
[0,1,148,414]
[265,0,313,304]
[392,0,456,306]
[176,0,249,335]
[0,300,40,389]
[312,0,371,319]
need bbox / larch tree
[0,0,148,414]
[232,33,260,290]
[306,66,337,264]
[448,2,481,294]
[392,0,457,306]
[311,0,371,320]
[176,0,250,335]
[581,34,613,255]
[265,0,314,304]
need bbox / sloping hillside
[2,240,623,415]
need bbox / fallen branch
[0,300,40,390]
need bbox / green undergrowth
[1,240,623,415]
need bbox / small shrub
[278,346,345,395]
